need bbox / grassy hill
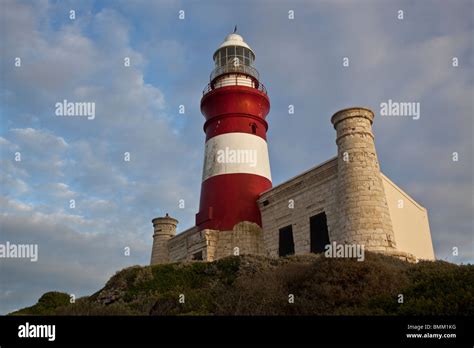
[10,252,474,315]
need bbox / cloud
[10,127,68,150]
[1,128,69,179]
[0,196,33,212]
[0,0,202,314]
[0,211,148,314]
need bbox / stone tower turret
[331,107,396,252]
[150,214,178,265]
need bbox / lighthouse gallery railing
[202,80,267,96]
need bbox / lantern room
[213,33,256,68]
[206,32,262,91]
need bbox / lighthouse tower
[196,31,272,231]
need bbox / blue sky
[0,0,473,314]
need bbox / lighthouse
[196,31,272,231]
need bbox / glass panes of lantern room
[214,46,255,67]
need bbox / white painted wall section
[382,174,435,260]
[202,132,272,182]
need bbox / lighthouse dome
[213,32,255,62]
[219,33,253,52]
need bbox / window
[247,49,255,64]
[192,251,203,261]
[310,212,330,253]
[279,225,295,257]
[215,48,227,67]
[250,122,257,134]
[214,46,255,68]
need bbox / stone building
[149,32,435,264]
[150,106,435,264]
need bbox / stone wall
[166,222,264,263]
[257,105,434,262]
[258,158,339,257]
[208,222,264,260]
[167,226,204,262]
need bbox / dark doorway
[192,251,203,261]
[279,225,295,257]
[310,212,330,253]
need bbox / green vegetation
[9,253,474,315]
[11,292,70,315]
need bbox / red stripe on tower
[196,32,272,231]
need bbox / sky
[0,0,473,314]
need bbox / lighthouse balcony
[202,78,267,95]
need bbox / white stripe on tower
[202,132,272,182]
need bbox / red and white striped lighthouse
[196,31,272,231]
